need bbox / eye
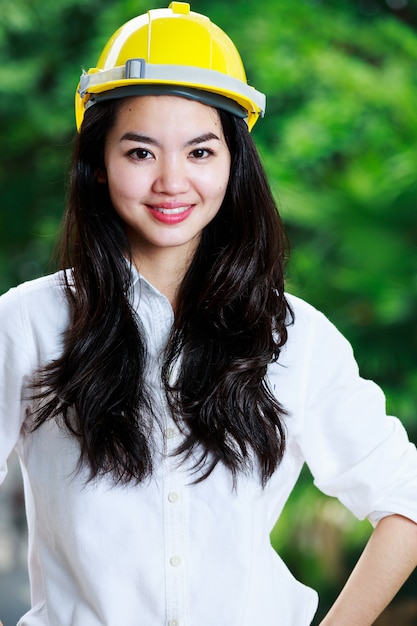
[189,147,214,159]
[127,148,153,161]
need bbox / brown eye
[128,148,153,160]
[189,148,213,159]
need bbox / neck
[132,247,193,310]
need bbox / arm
[319,514,417,626]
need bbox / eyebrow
[120,132,221,147]
[120,133,159,145]
[185,132,221,147]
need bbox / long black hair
[33,97,292,486]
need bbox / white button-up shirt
[1,270,417,626]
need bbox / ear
[96,168,107,184]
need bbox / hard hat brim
[85,84,248,120]
[76,60,265,131]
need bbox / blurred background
[0,0,416,623]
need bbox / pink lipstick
[147,202,194,224]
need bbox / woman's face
[101,95,231,269]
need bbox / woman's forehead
[110,94,224,139]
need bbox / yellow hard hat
[75,2,265,131]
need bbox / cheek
[207,158,230,202]
[219,155,231,190]
[107,171,139,203]
[216,170,230,201]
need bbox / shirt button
[168,620,179,626]
[168,491,180,503]
[170,555,182,567]
[165,427,177,439]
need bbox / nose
[151,156,191,195]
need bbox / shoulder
[285,292,321,323]
[282,292,355,365]
[0,270,68,311]
[0,271,70,351]
[284,292,331,341]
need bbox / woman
[1,3,417,625]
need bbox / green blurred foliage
[1,0,416,621]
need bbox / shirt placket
[163,424,189,626]
[143,286,189,626]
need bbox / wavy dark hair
[33,97,292,486]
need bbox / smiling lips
[147,202,194,224]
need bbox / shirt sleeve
[296,307,417,526]
[0,286,34,484]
